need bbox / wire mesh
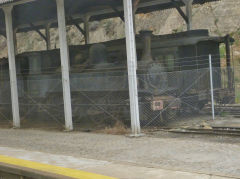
[213,66,239,120]
[18,74,65,129]
[0,53,239,132]
[138,67,212,129]
[0,77,12,128]
[70,72,130,131]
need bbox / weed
[102,121,128,135]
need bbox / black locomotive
[0,29,233,124]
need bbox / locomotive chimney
[140,30,153,62]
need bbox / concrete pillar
[56,0,73,131]
[45,23,51,50]
[123,0,141,135]
[183,0,193,31]
[3,5,20,128]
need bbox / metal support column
[56,0,73,131]
[123,0,141,135]
[183,0,193,31]
[13,28,18,54]
[84,15,90,44]
[3,6,20,128]
[45,23,51,50]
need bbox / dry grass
[101,121,129,135]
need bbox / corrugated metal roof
[0,0,14,4]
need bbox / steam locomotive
[0,29,232,124]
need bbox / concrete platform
[0,129,240,178]
[0,148,114,179]
[0,146,237,179]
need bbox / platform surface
[0,147,114,179]
[0,129,240,178]
[0,147,234,179]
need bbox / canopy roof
[0,0,219,34]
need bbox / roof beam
[109,4,124,22]
[133,0,140,13]
[171,0,188,23]
[68,16,85,35]
[29,22,47,41]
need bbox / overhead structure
[0,0,219,34]
[0,0,218,134]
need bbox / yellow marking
[0,155,116,179]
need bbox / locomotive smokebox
[140,30,153,62]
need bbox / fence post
[209,54,215,120]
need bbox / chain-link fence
[138,67,211,129]
[70,71,130,131]
[18,75,65,129]
[138,54,239,130]
[0,69,12,128]
[0,53,239,132]
[212,65,240,129]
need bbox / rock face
[0,0,239,58]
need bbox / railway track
[205,104,240,116]
[148,104,240,136]
[166,127,240,136]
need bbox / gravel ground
[0,129,240,178]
